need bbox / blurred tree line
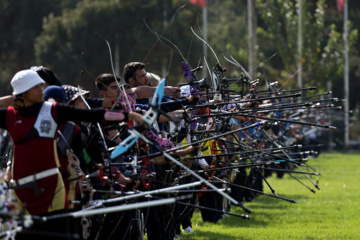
[0,0,359,140]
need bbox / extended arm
[126,86,181,99]
[56,103,144,125]
[0,96,15,107]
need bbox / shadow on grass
[222,193,312,226]
[181,191,318,239]
[182,153,360,239]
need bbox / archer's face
[23,83,45,106]
[130,69,148,87]
[73,97,87,109]
[103,81,121,99]
[107,129,122,143]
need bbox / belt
[10,168,59,187]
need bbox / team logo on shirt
[40,119,52,134]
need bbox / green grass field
[179,152,360,240]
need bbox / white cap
[11,70,45,95]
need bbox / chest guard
[33,102,58,138]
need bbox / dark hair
[36,67,62,86]
[95,73,120,91]
[123,62,146,84]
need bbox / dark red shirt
[0,102,106,215]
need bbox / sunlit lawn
[179,152,360,240]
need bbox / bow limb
[142,4,186,64]
[229,54,252,80]
[191,26,228,100]
[143,19,188,64]
[94,33,133,112]
[191,26,220,65]
[203,56,218,95]
[143,79,165,126]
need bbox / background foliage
[0,0,359,142]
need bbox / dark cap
[62,85,89,105]
[44,85,66,103]
[31,66,62,86]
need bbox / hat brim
[67,91,90,105]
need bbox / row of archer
[0,55,339,240]
[109,59,336,238]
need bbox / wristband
[105,111,129,122]
[122,112,129,122]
